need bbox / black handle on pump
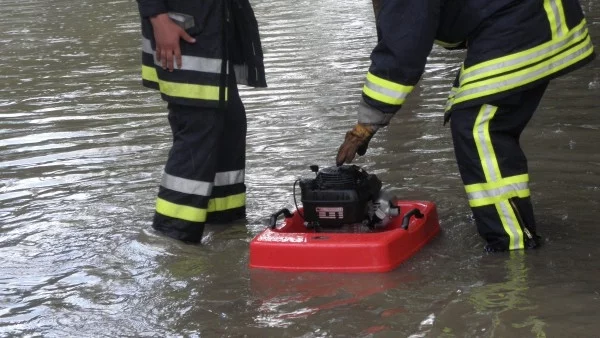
[269,208,293,229]
[401,208,424,230]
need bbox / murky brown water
[1,0,599,336]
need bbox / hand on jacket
[336,123,378,166]
[150,13,196,72]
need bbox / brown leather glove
[336,123,377,166]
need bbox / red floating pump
[249,165,440,273]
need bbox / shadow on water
[1,0,599,336]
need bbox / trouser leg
[152,103,222,242]
[449,82,549,251]
[152,81,247,242]
[206,83,247,224]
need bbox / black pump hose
[269,208,293,229]
[401,208,424,230]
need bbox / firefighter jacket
[136,0,267,108]
[358,0,595,126]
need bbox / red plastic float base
[249,201,440,273]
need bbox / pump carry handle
[269,208,293,229]
[401,208,424,230]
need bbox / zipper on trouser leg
[509,198,533,241]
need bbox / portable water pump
[297,165,396,228]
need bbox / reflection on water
[466,252,547,337]
[1,0,599,336]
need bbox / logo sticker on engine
[316,207,343,219]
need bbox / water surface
[1,0,599,336]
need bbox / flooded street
[1,0,599,336]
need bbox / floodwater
[1,0,599,336]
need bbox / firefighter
[336,0,595,251]
[136,0,267,242]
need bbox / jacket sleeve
[359,0,441,126]
[136,0,168,18]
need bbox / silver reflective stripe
[364,80,410,102]
[499,201,523,250]
[455,39,593,102]
[460,25,586,84]
[143,38,249,82]
[142,37,153,54]
[475,105,499,182]
[214,170,244,187]
[142,37,222,74]
[161,172,212,196]
[467,182,529,202]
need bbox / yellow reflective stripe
[470,105,524,249]
[156,197,207,223]
[469,189,530,208]
[362,72,413,105]
[142,65,158,83]
[154,193,245,222]
[556,0,568,37]
[207,193,246,212]
[454,34,593,105]
[159,80,222,101]
[362,86,405,105]
[445,86,458,112]
[366,72,413,93]
[474,105,502,182]
[465,174,530,193]
[544,0,568,39]
[497,201,524,250]
[544,0,560,39]
[141,65,224,101]
[460,20,587,85]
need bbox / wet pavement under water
[1,0,599,337]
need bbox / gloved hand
[336,123,378,166]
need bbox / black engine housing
[299,165,382,227]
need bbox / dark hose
[401,208,424,230]
[269,208,293,229]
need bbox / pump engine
[298,165,384,227]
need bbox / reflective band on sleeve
[362,72,414,106]
[156,197,207,223]
[142,65,223,101]
[161,172,212,196]
[460,21,588,85]
[454,33,593,105]
[207,193,246,212]
[214,170,245,187]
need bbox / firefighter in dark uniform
[136,0,267,242]
[337,0,595,251]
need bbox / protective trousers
[449,82,549,251]
[152,79,247,243]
